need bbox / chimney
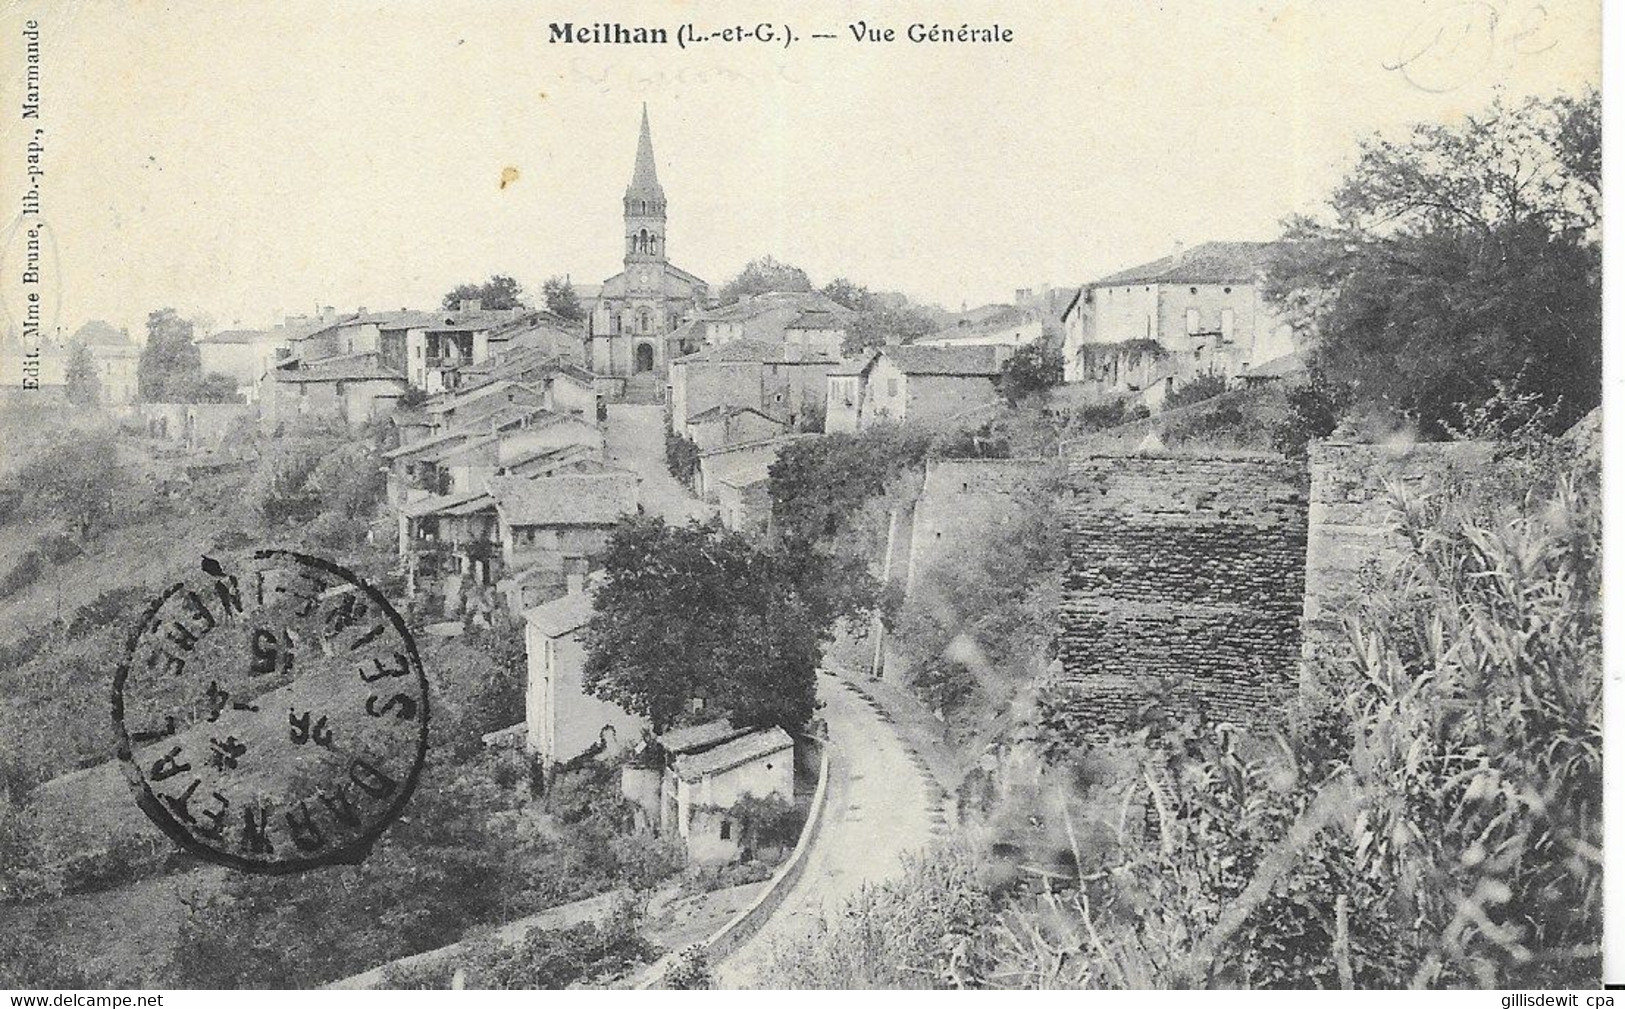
[566,569,585,595]
[357,306,368,317]
[1171,241,1186,266]
[321,305,336,321]
[460,298,481,314]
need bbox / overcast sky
[0,0,1600,339]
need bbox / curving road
[713,671,944,988]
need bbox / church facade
[588,107,711,378]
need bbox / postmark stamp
[112,550,429,873]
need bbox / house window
[1220,308,1236,340]
[1185,308,1199,335]
[720,820,732,841]
[887,378,898,397]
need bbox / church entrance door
[634,342,655,373]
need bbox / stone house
[858,345,1006,429]
[716,459,774,536]
[684,404,788,451]
[694,435,809,501]
[1061,241,1299,395]
[398,489,500,597]
[668,339,837,435]
[197,329,289,404]
[264,353,408,426]
[783,308,847,358]
[454,352,600,419]
[423,380,547,432]
[483,315,586,369]
[386,409,603,503]
[664,725,795,863]
[490,472,640,608]
[523,588,647,767]
[822,352,880,434]
[690,291,850,349]
[71,323,142,406]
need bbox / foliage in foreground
[782,453,1601,988]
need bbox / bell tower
[623,104,667,287]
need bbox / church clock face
[640,271,650,285]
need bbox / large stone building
[1060,241,1300,404]
[587,107,710,381]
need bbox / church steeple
[626,103,664,201]
[624,104,667,269]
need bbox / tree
[820,277,942,352]
[443,275,524,311]
[717,256,812,305]
[767,426,934,629]
[1267,89,1600,437]
[136,308,199,402]
[20,429,124,542]
[583,516,820,734]
[541,276,584,321]
[997,342,1063,404]
[64,343,99,406]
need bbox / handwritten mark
[1384,1,1559,93]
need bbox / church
[587,106,711,381]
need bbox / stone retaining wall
[1060,450,1309,727]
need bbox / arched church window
[640,310,651,332]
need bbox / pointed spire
[627,103,664,199]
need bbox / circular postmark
[113,550,429,873]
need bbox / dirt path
[603,404,713,525]
[713,672,944,988]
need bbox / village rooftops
[522,588,597,639]
[488,472,639,527]
[686,404,786,426]
[382,425,484,460]
[672,726,794,782]
[786,308,846,330]
[399,488,493,519]
[72,320,131,346]
[674,339,840,366]
[273,353,405,383]
[197,328,273,345]
[457,348,597,388]
[881,344,1004,377]
[693,292,850,326]
[425,379,540,415]
[1091,240,1292,287]
[930,303,1032,335]
[658,718,752,756]
[827,351,879,377]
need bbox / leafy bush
[1271,368,1353,457]
[805,455,1600,989]
[664,428,700,487]
[662,945,713,989]
[1164,373,1228,410]
[998,342,1063,404]
[766,847,993,988]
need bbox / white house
[1061,241,1300,396]
[662,723,795,863]
[523,588,646,767]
